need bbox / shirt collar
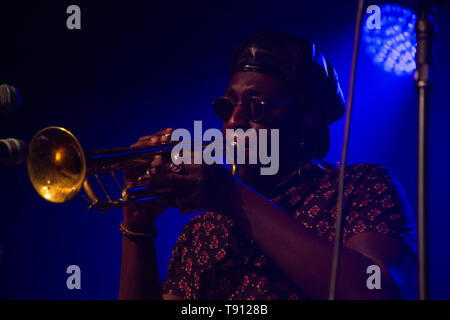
[268,159,337,198]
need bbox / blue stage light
[363,4,417,76]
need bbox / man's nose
[223,103,249,130]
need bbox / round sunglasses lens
[213,97,234,120]
[246,97,264,122]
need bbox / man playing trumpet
[119,30,417,300]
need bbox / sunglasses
[212,96,292,123]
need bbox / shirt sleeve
[161,211,235,299]
[343,164,417,256]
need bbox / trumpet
[27,126,237,212]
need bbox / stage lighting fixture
[363,4,417,76]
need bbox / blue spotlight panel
[363,4,417,76]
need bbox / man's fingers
[137,134,154,141]
[137,128,174,143]
[150,154,163,167]
[133,136,159,147]
[150,172,194,189]
[156,127,174,135]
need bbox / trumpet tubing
[27,126,236,212]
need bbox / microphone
[0,138,28,165]
[0,84,21,113]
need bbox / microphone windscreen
[0,84,21,113]
[0,138,28,165]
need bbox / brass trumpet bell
[27,127,86,204]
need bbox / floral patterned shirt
[161,161,417,299]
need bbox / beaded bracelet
[119,221,157,240]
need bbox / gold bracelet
[119,221,157,240]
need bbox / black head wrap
[229,30,346,158]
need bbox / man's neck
[241,158,306,197]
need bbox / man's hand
[149,161,238,215]
[132,132,239,216]
[122,128,175,233]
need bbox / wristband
[119,221,157,240]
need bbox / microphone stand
[328,0,365,300]
[415,0,436,300]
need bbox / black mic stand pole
[328,0,365,300]
[415,0,436,300]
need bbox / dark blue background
[0,0,449,299]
